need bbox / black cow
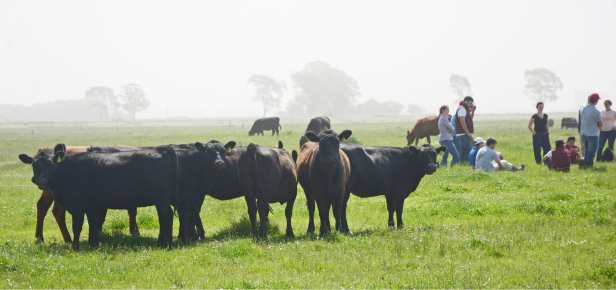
[339,143,446,230]
[562,117,578,129]
[238,144,298,239]
[299,116,331,148]
[42,144,179,249]
[548,118,554,128]
[249,117,281,136]
[298,129,352,237]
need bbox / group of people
[530,93,615,171]
[436,93,615,173]
[437,96,524,172]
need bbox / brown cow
[406,115,451,146]
[298,129,352,237]
[18,146,139,243]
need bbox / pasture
[1,115,615,288]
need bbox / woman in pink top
[597,99,616,161]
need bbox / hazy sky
[1,1,615,119]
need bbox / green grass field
[1,117,615,288]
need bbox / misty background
[1,1,615,121]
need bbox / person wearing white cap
[469,137,484,168]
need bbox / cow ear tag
[57,155,62,163]
[341,138,346,142]
[439,151,445,156]
[227,147,232,153]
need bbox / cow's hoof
[36,237,44,244]
[286,231,295,238]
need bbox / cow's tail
[279,124,282,131]
[292,150,298,164]
[247,143,267,203]
[163,146,180,207]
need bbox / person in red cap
[578,93,603,168]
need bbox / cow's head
[18,144,66,190]
[407,144,446,175]
[305,129,352,168]
[406,130,415,146]
[194,140,236,173]
[248,130,256,136]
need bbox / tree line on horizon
[249,62,564,117]
[85,84,150,121]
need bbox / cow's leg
[256,198,270,240]
[271,129,275,136]
[86,211,101,248]
[35,190,53,243]
[284,190,297,237]
[276,128,280,136]
[244,195,258,238]
[415,137,419,147]
[97,208,108,234]
[128,208,140,236]
[71,211,85,249]
[305,187,316,234]
[155,204,174,249]
[427,135,431,145]
[51,202,72,243]
[333,193,343,233]
[188,203,203,241]
[340,186,352,233]
[395,197,405,229]
[317,199,331,237]
[386,196,395,228]
[178,204,190,245]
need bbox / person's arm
[528,117,535,134]
[470,105,476,118]
[494,159,505,170]
[445,119,454,133]
[543,154,550,161]
[546,118,550,133]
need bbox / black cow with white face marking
[339,143,446,231]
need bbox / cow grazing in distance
[339,143,446,231]
[238,143,298,239]
[18,145,139,243]
[298,129,352,236]
[548,118,555,128]
[299,116,331,148]
[561,117,578,129]
[41,144,179,249]
[249,117,281,136]
[406,115,451,146]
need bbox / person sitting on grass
[543,139,571,172]
[475,137,524,172]
[565,136,582,164]
[469,137,485,168]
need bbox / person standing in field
[438,105,459,166]
[527,102,551,165]
[455,96,475,163]
[543,139,571,172]
[565,136,581,164]
[469,137,485,168]
[449,110,461,160]
[475,137,524,172]
[596,99,616,161]
[579,93,603,168]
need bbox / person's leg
[459,135,472,163]
[542,133,551,164]
[532,134,542,165]
[452,135,461,159]
[439,140,449,166]
[440,140,460,166]
[501,160,523,171]
[584,136,599,164]
[580,133,586,156]
[596,131,608,161]
[608,130,616,151]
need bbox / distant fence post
[31,130,33,135]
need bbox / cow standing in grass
[238,143,298,239]
[339,143,446,230]
[19,145,139,243]
[298,129,352,236]
[299,116,331,148]
[406,115,451,146]
[41,144,180,249]
[249,117,282,136]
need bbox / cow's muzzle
[426,164,438,175]
[32,177,47,190]
[214,160,226,172]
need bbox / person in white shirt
[475,137,524,172]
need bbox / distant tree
[290,61,360,116]
[449,74,472,102]
[407,103,424,115]
[84,86,118,121]
[523,68,563,103]
[247,74,286,117]
[119,84,149,120]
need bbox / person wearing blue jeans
[579,93,603,168]
[454,96,476,163]
[528,102,551,165]
[597,130,616,161]
[442,111,461,166]
[596,100,616,161]
[438,105,459,166]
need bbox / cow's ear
[224,141,236,152]
[338,130,352,142]
[18,154,33,164]
[194,142,206,152]
[408,146,419,155]
[407,130,411,135]
[54,143,66,154]
[278,141,283,149]
[436,146,447,156]
[305,131,319,142]
[53,152,65,164]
